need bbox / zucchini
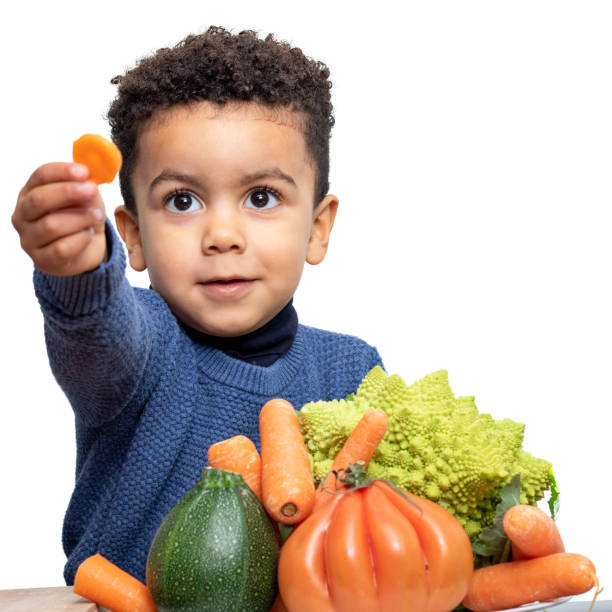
[146,467,279,611]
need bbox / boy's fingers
[30,228,99,275]
[23,207,104,251]
[20,162,89,194]
[18,180,99,223]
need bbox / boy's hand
[12,162,107,276]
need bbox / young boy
[12,26,383,584]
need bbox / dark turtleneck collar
[181,299,298,367]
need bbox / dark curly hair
[107,26,334,214]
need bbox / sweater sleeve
[34,221,161,427]
[366,344,385,373]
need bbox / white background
[2,0,611,603]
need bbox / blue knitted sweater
[34,223,384,584]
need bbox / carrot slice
[259,398,315,524]
[207,434,262,500]
[73,553,156,612]
[462,552,601,612]
[503,504,564,560]
[314,408,388,507]
[73,133,122,184]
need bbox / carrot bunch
[207,401,388,526]
[463,504,603,612]
[206,400,314,524]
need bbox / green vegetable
[471,474,522,567]
[547,466,561,520]
[146,467,279,612]
[299,366,552,539]
[452,476,524,611]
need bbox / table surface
[0,587,97,611]
[0,586,609,612]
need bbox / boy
[12,26,383,584]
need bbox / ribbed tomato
[277,479,473,612]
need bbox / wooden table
[0,587,99,611]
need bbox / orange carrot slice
[73,133,122,184]
[73,553,156,612]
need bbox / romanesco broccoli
[299,366,552,539]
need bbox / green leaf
[547,466,561,520]
[471,474,522,567]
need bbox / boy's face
[115,101,337,337]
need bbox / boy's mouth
[200,277,254,297]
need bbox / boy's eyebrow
[149,170,203,192]
[237,168,297,188]
[149,167,297,192]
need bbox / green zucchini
[146,467,279,612]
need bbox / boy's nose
[201,210,246,254]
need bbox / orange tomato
[277,480,473,612]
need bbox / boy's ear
[114,205,147,272]
[306,194,339,265]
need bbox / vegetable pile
[300,366,552,539]
[72,368,603,612]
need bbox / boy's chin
[182,316,261,338]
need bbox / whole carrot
[259,398,315,524]
[73,553,157,612]
[503,504,564,560]
[73,133,122,184]
[207,434,262,500]
[462,552,600,612]
[314,408,388,507]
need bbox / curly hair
[107,26,335,213]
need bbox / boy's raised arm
[13,162,154,427]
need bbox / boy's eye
[243,188,281,210]
[166,191,202,213]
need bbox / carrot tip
[280,502,298,517]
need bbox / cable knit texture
[34,221,384,584]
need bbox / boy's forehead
[132,100,316,195]
[135,100,314,177]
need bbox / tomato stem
[320,462,422,513]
